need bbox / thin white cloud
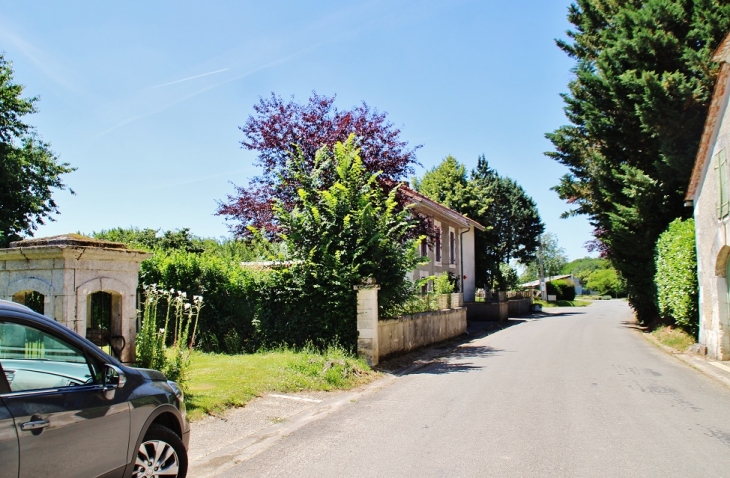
[87,55,294,141]
[0,24,83,95]
[149,68,229,89]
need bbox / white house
[685,31,730,360]
[399,186,485,302]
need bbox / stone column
[355,279,380,367]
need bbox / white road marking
[269,394,322,403]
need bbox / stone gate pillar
[355,278,380,366]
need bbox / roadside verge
[642,332,730,391]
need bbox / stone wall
[377,308,466,361]
[466,298,532,322]
[508,298,533,317]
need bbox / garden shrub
[273,136,422,333]
[140,249,268,353]
[655,218,698,334]
[585,268,625,297]
[547,279,576,301]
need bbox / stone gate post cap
[354,277,380,291]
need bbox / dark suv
[0,299,189,478]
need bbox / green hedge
[140,250,266,353]
[139,250,360,354]
[547,279,576,301]
[655,218,698,335]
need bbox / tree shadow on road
[619,320,647,331]
[405,361,483,375]
[399,345,504,376]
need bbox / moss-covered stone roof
[9,234,128,250]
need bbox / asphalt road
[218,300,730,477]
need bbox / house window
[715,148,729,218]
[420,238,428,258]
[434,221,442,265]
[419,270,430,294]
[449,227,456,266]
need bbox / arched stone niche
[0,234,150,363]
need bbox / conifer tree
[547,0,730,321]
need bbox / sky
[0,0,596,261]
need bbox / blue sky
[1,0,595,261]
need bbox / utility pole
[538,235,547,301]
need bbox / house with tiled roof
[685,31,730,360]
[398,185,485,303]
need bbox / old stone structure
[0,234,149,363]
[686,32,730,360]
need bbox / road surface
[211,300,730,477]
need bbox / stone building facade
[400,186,485,302]
[686,32,730,360]
[0,234,149,363]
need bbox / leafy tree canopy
[519,232,569,283]
[586,268,626,298]
[561,256,609,283]
[546,0,730,321]
[276,135,422,319]
[217,92,420,237]
[0,54,74,246]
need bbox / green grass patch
[534,299,591,308]
[185,347,378,421]
[650,326,695,352]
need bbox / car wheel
[132,424,188,478]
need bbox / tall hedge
[654,218,698,334]
[140,250,268,353]
[546,279,576,301]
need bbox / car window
[0,322,97,392]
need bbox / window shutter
[715,149,729,219]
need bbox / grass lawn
[650,326,695,352]
[534,299,592,308]
[185,348,378,421]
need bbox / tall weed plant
[136,284,203,390]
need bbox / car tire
[132,424,188,478]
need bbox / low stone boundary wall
[466,298,532,322]
[378,308,467,361]
[466,301,507,321]
[508,298,532,316]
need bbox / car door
[0,319,130,478]
[0,372,19,478]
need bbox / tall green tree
[546,0,730,321]
[277,135,422,322]
[0,54,74,246]
[561,257,609,283]
[519,232,569,283]
[470,157,544,289]
[414,155,544,289]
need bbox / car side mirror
[102,364,126,399]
